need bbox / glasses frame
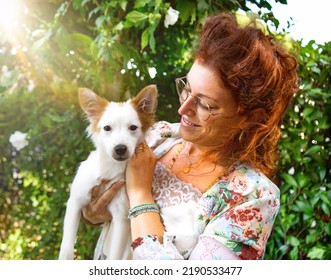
[175,76,224,121]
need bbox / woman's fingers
[82,180,125,225]
[91,180,110,201]
[135,141,149,154]
[96,180,125,207]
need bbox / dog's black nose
[114,144,127,156]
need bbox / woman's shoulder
[199,162,280,227]
[205,162,279,202]
[224,162,280,199]
[146,121,181,149]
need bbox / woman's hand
[81,180,125,225]
[125,142,164,243]
[125,142,157,206]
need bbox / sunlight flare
[0,0,22,32]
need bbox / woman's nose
[178,95,196,116]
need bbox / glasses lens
[176,78,189,102]
[175,77,213,121]
[196,98,210,120]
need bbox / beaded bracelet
[128,203,160,219]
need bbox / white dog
[59,85,158,260]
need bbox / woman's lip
[181,117,200,127]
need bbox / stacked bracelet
[128,203,160,219]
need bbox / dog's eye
[103,125,111,131]
[129,125,138,131]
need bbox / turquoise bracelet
[128,203,160,219]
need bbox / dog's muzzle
[113,144,129,161]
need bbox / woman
[82,13,298,260]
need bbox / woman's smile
[181,116,201,128]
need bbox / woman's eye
[103,125,111,131]
[129,125,138,131]
[197,99,210,111]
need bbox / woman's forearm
[128,192,165,243]
[125,142,164,243]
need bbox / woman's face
[178,60,245,148]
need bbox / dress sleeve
[189,195,279,260]
[188,236,240,260]
[131,234,184,260]
[132,188,279,260]
[191,167,280,260]
[146,121,180,149]
[132,164,279,260]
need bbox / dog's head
[78,85,158,162]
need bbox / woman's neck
[185,140,233,167]
[186,141,212,157]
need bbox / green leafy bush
[0,0,329,260]
[264,41,331,259]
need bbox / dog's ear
[132,85,158,114]
[78,88,109,121]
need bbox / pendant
[182,165,191,174]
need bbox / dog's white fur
[59,85,158,260]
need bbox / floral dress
[131,121,280,260]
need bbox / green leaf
[119,0,128,10]
[302,157,312,163]
[113,21,124,31]
[289,246,298,260]
[95,15,110,28]
[325,223,331,235]
[281,173,298,188]
[177,1,196,24]
[306,230,319,244]
[88,7,100,19]
[46,112,63,123]
[134,0,150,9]
[296,173,309,187]
[32,29,53,50]
[141,28,149,50]
[321,203,331,216]
[302,107,314,118]
[310,110,323,121]
[288,235,300,247]
[304,145,321,156]
[319,167,326,181]
[197,0,209,11]
[126,11,148,24]
[149,31,156,53]
[307,247,325,260]
[310,195,320,207]
[308,88,325,98]
[295,199,313,215]
[321,193,331,206]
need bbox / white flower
[148,67,157,79]
[310,220,316,228]
[9,131,29,151]
[27,79,35,92]
[288,167,295,175]
[164,7,179,28]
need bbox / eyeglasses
[175,76,223,121]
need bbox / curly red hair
[196,13,299,181]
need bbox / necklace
[167,141,186,171]
[182,144,203,174]
[168,141,199,173]
[167,141,217,175]
[167,141,229,192]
